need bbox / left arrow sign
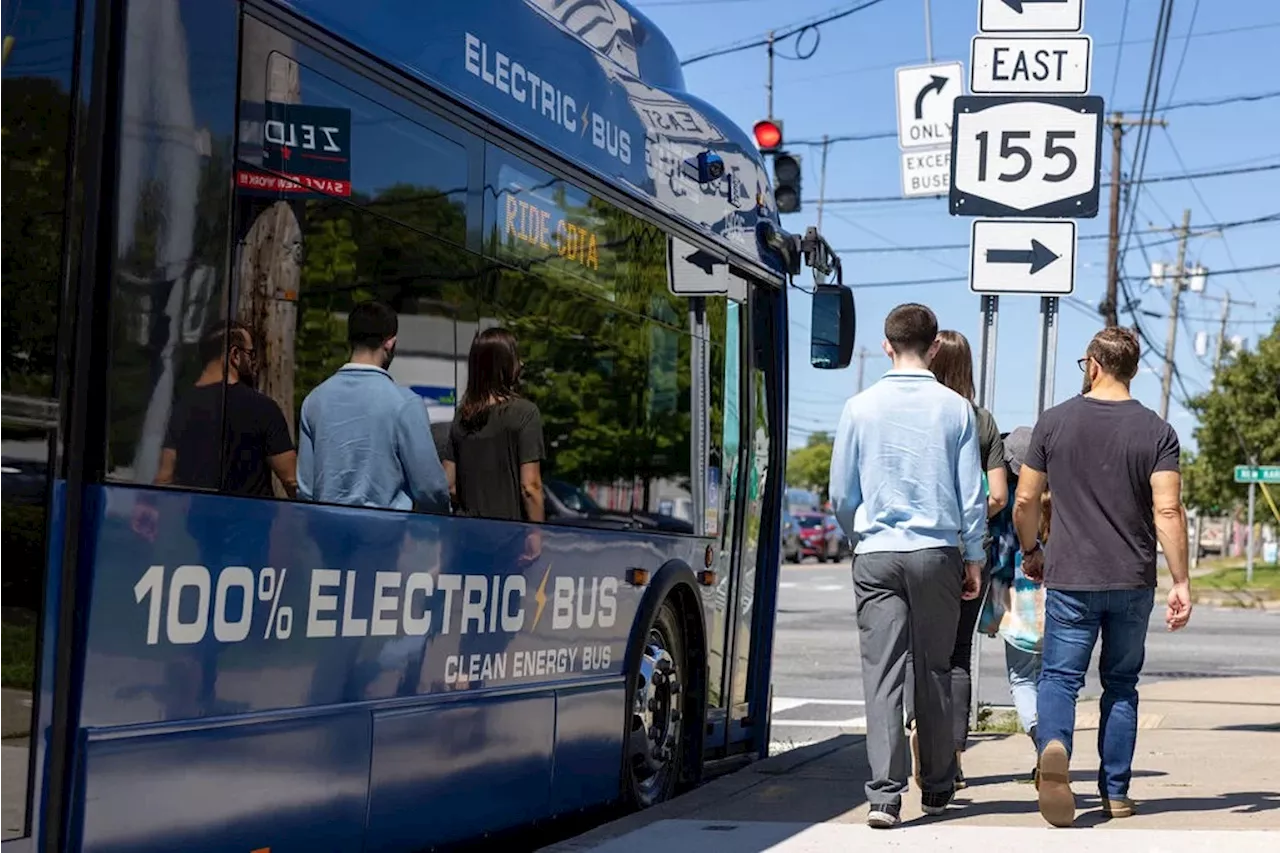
[985,239,1059,274]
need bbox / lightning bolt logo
[580,104,590,137]
[532,563,553,630]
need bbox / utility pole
[816,134,830,232]
[1103,113,1168,327]
[855,347,869,393]
[924,0,934,62]
[765,31,774,117]
[1158,209,1192,421]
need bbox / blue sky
[636,0,1280,452]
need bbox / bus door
[2,1,83,847]
[699,268,783,756]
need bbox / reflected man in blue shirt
[828,302,986,826]
[298,301,450,512]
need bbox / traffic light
[752,118,783,154]
[773,151,802,214]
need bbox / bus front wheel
[626,599,685,808]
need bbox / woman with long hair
[908,329,1008,789]
[442,327,544,527]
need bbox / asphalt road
[767,559,1280,753]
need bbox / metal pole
[817,134,830,232]
[766,31,775,118]
[1247,482,1256,584]
[924,0,934,63]
[855,347,868,393]
[977,295,999,410]
[1159,209,1192,421]
[1035,296,1059,416]
[1191,513,1203,570]
[1104,113,1124,327]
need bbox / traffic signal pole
[816,134,830,231]
[765,30,774,117]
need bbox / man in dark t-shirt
[157,322,297,498]
[1011,327,1191,829]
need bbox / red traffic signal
[753,118,783,153]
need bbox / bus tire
[624,597,686,808]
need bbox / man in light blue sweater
[829,303,986,827]
[298,301,449,513]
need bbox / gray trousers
[853,547,963,808]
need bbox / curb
[538,736,867,851]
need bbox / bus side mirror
[810,284,855,369]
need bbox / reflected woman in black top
[442,328,545,524]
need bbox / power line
[787,90,1280,147]
[809,162,1280,205]
[845,261,1279,291]
[1109,0,1133,106]
[679,0,892,66]
[831,212,1280,254]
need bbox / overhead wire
[678,0,892,66]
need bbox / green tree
[1182,320,1280,512]
[787,431,835,499]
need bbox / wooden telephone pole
[1158,209,1191,421]
[1103,113,1168,327]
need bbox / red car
[793,511,850,562]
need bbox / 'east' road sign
[969,218,1076,295]
[970,35,1092,95]
[980,0,1084,34]
[900,148,951,198]
[1234,465,1280,484]
[895,62,963,150]
[949,95,1104,218]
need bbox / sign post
[957,0,1096,725]
[894,61,963,198]
[1234,465,1279,584]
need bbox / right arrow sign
[986,239,1060,274]
[980,0,1083,33]
[970,219,1076,294]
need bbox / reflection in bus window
[482,147,695,534]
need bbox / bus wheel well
[622,561,708,802]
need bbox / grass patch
[1,620,37,691]
[1197,562,1280,595]
[974,705,1022,734]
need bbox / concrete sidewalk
[541,676,1280,852]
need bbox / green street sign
[1234,465,1280,484]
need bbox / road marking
[770,718,867,728]
[774,697,865,706]
[770,697,809,714]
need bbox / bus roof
[279,0,783,274]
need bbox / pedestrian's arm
[517,404,546,523]
[828,400,861,537]
[1013,465,1047,551]
[986,465,1008,518]
[1152,425,1188,586]
[396,399,450,513]
[262,401,299,499]
[296,405,314,501]
[155,449,178,486]
[955,408,987,563]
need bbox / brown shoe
[1102,797,1136,818]
[1037,740,1075,828]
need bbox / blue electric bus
[2,1,855,850]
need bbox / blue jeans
[1004,642,1041,735]
[1037,588,1155,799]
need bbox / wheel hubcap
[630,626,682,804]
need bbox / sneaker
[867,804,901,829]
[921,788,955,816]
[1102,797,1137,818]
[1037,740,1075,828]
